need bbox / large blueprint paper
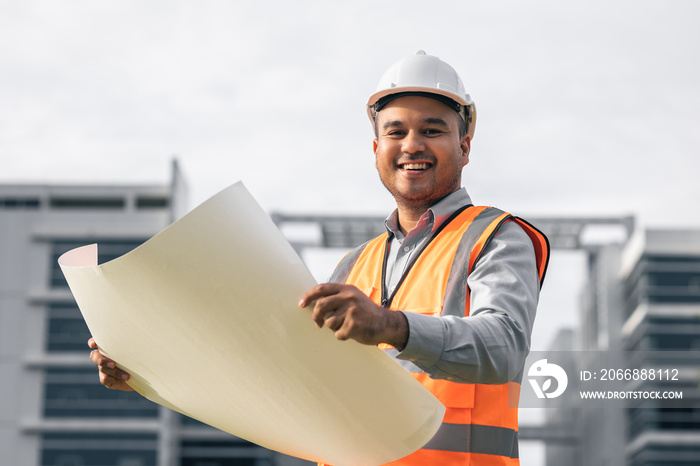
[58,182,445,466]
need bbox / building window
[649,333,700,350]
[627,444,700,466]
[46,303,91,352]
[628,396,700,440]
[136,196,169,209]
[0,197,40,209]
[41,432,157,466]
[180,439,269,466]
[43,368,158,418]
[180,458,259,466]
[623,255,700,319]
[49,197,125,210]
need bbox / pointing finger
[299,283,341,308]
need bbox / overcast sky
[3,0,699,226]
[2,2,699,463]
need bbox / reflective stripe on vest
[333,205,550,466]
[424,423,519,457]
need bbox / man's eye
[387,130,406,137]
[424,129,443,135]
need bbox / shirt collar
[384,188,473,239]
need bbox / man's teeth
[402,163,430,170]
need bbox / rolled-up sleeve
[396,220,540,384]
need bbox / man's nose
[401,131,426,153]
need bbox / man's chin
[394,192,442,209]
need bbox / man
[90,51,549,465]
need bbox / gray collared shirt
[383,188,540,384]
[384,188,473,295]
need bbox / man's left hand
[299,283,408,350]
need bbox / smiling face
[373,95,470,218]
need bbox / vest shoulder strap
[441,207,550,318]
[329,234,387,284]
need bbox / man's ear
[373,139,379,168]
[460,135,471,167]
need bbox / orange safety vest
[325,205,549,466]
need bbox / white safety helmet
[367,50,476,140]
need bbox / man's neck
[395,209,424,236]
[394,199,438,235]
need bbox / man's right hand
[88,337,134,391]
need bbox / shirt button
[403,246,410,252]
